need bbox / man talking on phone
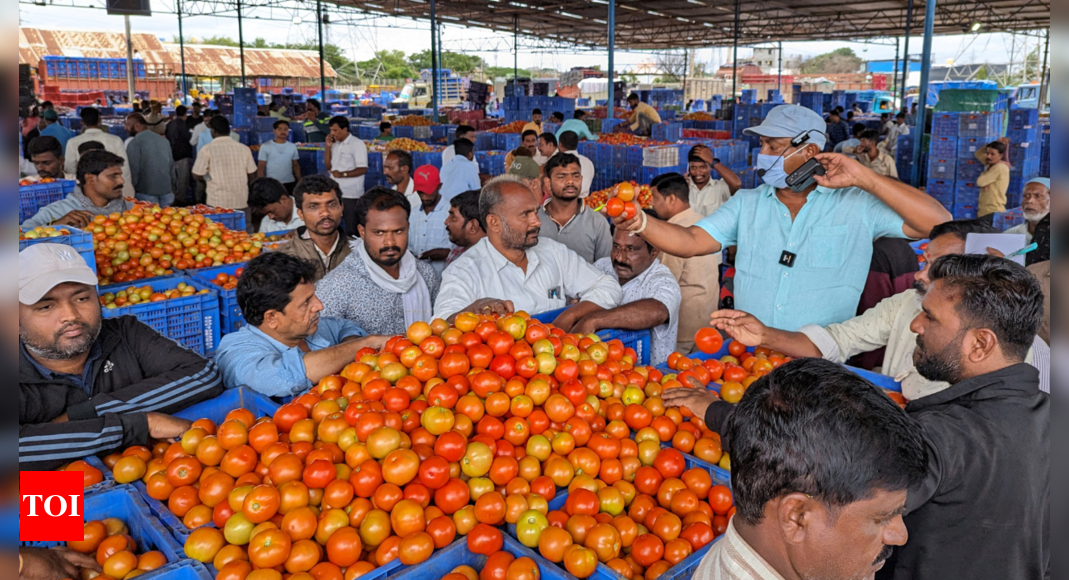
[611,105,951,330]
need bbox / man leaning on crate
[19,244,224,471]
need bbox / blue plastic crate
[476,151,507,176]
[953,203,978,220]
[928,136,958,159]
[100,276,222,356]
[19,225,98,275]
[956,159,984,182]
[927,158,956,181]
[413,150,444,170]
[957,112,1002,138]
[392,536,593,580]
[204,210,247,233]
[20,485,185,577]
[187,263,247,335]
[929,112,960,137]
[602,118,625,133]
[19,180,78,224]
[1008,108,1039,128]
[1007,126,1039,146]
[957,137,989,160]
[496,133,522,151]
[954,182,980,205]
[651,122,682,142]
[475,132,497,151]
[927,179,955,197]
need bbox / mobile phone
[785,158,827,192]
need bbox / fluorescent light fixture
[971,22,982,32]
[593,18,607,23]
[648,10,665,16]
[688,0,706,4]
[292,16,302,24]
[560,11,584,19]
[676,16,690,22]
[441,14,460,20]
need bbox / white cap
[19,244,98,305]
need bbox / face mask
[756,154,789,189]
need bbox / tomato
[325,527,363,567]
[249,529,292,569]
[481,551,515,580]
[630,534,665,567]
[434,478,470,515]
[694,328,725,355]
[68,520,107,554]
[184,527,226,563]
[538,526,573,563]
[220,445,258,478]
[680,522,715,550]
[467,523,503,556]
[417,456,450,490]
[426,516,457,549]
[439,353,471,378]
[399,531,435,565]
[653,449,685,479]
[515,509,549,549]
[303,459,337,489]
[563,545,599,579]
[584,523,622,563]
[708,485,733,516]
[66,460,105,488]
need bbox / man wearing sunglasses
[612,105,951,331]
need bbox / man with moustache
[275,175,352,281]
[1005,177,1050,244]
[686,144,742,217]
[317,187,440,336]
[406,165,452,275]
[23,150,135,229]
[586,224,682,366]
[434,176,621,328]
[537,153,612,264]
[443,190,487,266]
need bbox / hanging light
[970,22,982,32]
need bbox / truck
[1011,82,1050,111]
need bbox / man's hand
[356,335,389,351]
[463,299,515,318]
[709,310,769,347]
[571,315,602,337]
[20,547,101,580]
[691,145,715,166]
[331,170,345,179]
[146,413,192,441]
[52,211,93,228]
[661,388,722,424]
[813,153,876,191]
[420,249,451,262]
[611,213,644,234]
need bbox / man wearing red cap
[408,165,453,275]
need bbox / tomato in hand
[694,328,725,355]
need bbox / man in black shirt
[166,105,194,206]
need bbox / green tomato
[515,509,549,549]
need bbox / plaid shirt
[825,120,850,149]
[192,136,257,209]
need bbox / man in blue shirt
[611,105,951,331]
[215,252,386,397]
[256,119,302,192]
[440,138,481,200]
[39,109,74,153]
[556,110,597,143]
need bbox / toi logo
[20,471,85,542]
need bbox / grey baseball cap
[19,244,98,305]
[743,105,828,151]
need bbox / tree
[407,50,486,75]
[800,48,864,75]
[357,50,415,82]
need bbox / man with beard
[586,225,681,366]
[23,151,135,229]
[317,187,441,336]
[690,358,928,580]
[19,244,223,470]
[881,254,1048,580]
[216,253,386,397]
[697,220,1049,399]
[434,176,621,327]
[444,190,486,266]
[537,153,611,264]
[28,135,73,181]
[276,175,352,281]
[1005,177,1050,244]
[383,150,419,209]
[686,144,741,217]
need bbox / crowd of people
[19,101,1050,580]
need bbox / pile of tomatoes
[88,206,268,286]
[391,116,436,127]
[208,269,245,291]
[489,121,529,134]
[67,517,170,579]
[18,176,61,186]
[680,112,716,122]
[19,225,73,240]
[100,281,210,309]
[385,139,434,153]
[585,183,653,212]
[95,314,742,580]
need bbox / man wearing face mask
[611,105,951,331]
[702,220,1050,400]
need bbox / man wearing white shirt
[441,125,475,167]
[440,138,482,200]
[1004,178,1050,244]
[685,145,740,217]
[324,116,368,236]
[384,150,419,209]
[537,133,559,165]
[248,178,305,234]
[408,165,453,276]
[880,112,911,159]
[589,226,682,366]
[434,176,622,328]
[63,107,134,198]
[557,131,594,198]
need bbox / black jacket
[879,363,1049,580]
[20,316,224,470]
[166,117,193,161]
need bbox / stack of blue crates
[895,135,916,186]
[949,111,1004,219]
[925,112,959,204]
[799,92,823,116]
[233,88,258,129]
[740,90,757,105]
[1005,108,1043,207]
[1040,126,1050,178]
[651,123,683,142]
[502,96,576,124]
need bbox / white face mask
[756,154,789,189]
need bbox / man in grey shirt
[125,113,175,206]
[537,152,611,264]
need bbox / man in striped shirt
[19,244,223,471]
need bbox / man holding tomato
[611,105,951,333]
[216,252,388,397]
[20,244,223,471]
[689,358,928,580]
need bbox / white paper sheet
[965,233,1028,266]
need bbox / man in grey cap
[507,156,544,203]
[19,244,223,471]
[611,104,951,331]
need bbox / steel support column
[178,0,187,100]
[778,41,783,95]
[732,0,740,101]
[893,38,900,98]
[124,15,135,103]
[1038,28,1050,112]
[317,0,326,98]
[910,0,936,187]
[237,0,246,87]
[608,0,615,107]
[431,0,439,121]
[900,0,913,107]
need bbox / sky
[19,0,1049,77]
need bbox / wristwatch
[712,158,721,166]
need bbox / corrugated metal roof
[20,27,336,78]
